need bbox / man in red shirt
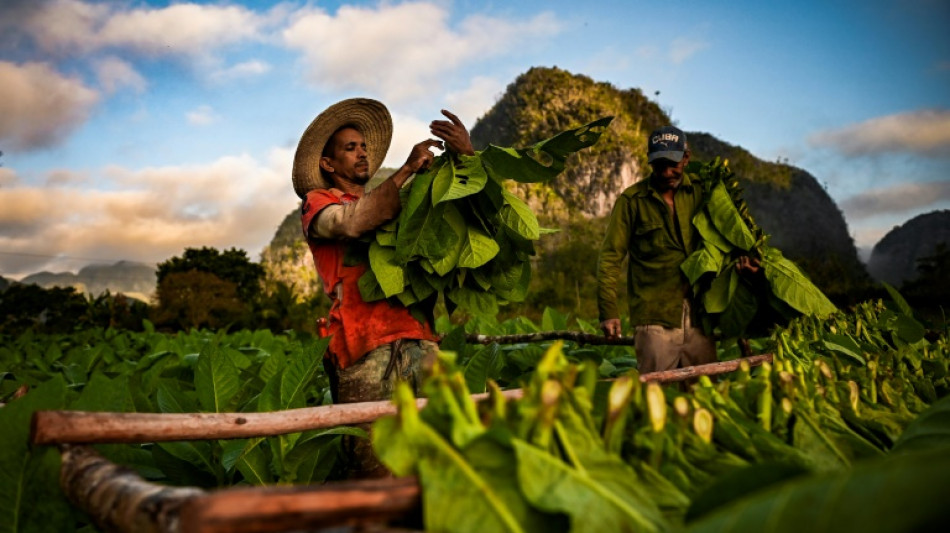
[292,98,473,476]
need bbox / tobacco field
[1,296,949,532]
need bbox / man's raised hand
[405,139,444,174]
[430,109,475,156]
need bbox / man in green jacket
[597,126,715,373]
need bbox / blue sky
[1,0,948,278]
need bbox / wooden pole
[464,331,636,346]
[60,445,420,533]
[60,444,203,533]
[178,477,421,533]
[33,356,771,446]
[639,353,773,383]
[31,389,526,445]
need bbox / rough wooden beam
[639,354,773,383]
[60,445,203,533]
[464,331,636,346]
[178,477,421,533]
[31,389,525,445]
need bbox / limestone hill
[868,210,950,285]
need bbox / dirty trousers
[326,339,439,478]
[634,300,717,374]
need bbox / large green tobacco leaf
[463,344,501,394]
[194,338,241,413]
[368,241,405,297]
[448,285,499,317]
[458,226,501,269]
[890,395,950,454]
[686,446,950,533]
[681,244,724,286]
[373,384,528,533]
[692,210,734,254]
[499,191,540,240]
[0,377,71,533]
[716,281,758,338]
[704,268,738,314]
[513,439,668,533]
[395,200,456,264]
[280,337,328,410]
[400,162,440,220]
[430,203,468,276]
[480,117,613,183]
[432,153,489,205]
[761,247,837,317]
[706,183,756,251]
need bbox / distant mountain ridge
[265,66,870,302]
[868,210,950,285]
[13,260,156,302]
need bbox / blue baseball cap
[648,126,688,163]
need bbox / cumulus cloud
[0,61,99,151]
[21,0,267,58]
[443,76,505,128]
[282,2,560,102]
[636,36,708,64]
[211,60,271,81]
[94,56,146,93]
[669,37,709,64]
[809,109,950,158]
[186,105,219,126]
[0,150,296,277]
[840,180,950,220]
[0,168,18,187]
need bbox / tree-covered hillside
[265,66,871,316]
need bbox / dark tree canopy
[156,247,264,302]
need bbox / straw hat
[292,98,393,198]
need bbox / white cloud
[94,56,146,93]
[443,76,505,128]
[670,37,709,64]
[0,61,99,151]
[0,168,18,187]
[211,60,272,81]
[636,37,707,64]
[383,114,437,170]
[0,150,297,277]
[841,180,950,220]
[282,2,561,103]
[24,0,267,58]
[186,105,218,126]
[809,109,950,158]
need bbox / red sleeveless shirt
[301,189,436,369]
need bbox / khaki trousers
[634,300,716,374]
[326,339,439,479]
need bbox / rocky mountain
[17,261,156,302]
[264,66,870,305]
[867,210,950,285]
[686,133,869,297]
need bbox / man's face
[649,151,689,191]
[323,126,370,185]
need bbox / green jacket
[597,173,704,327]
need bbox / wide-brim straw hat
[292,98,393,198]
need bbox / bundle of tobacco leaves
[681,158,838,339]
[351,117,613,319]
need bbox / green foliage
[683,159,836,340]
[357,118,613,319]
[685,446,950,533]
[377,297,949,532]
[152,270,250,330]
[0,284,149,334]
[157,246,264,302]
[0,326,345,531]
